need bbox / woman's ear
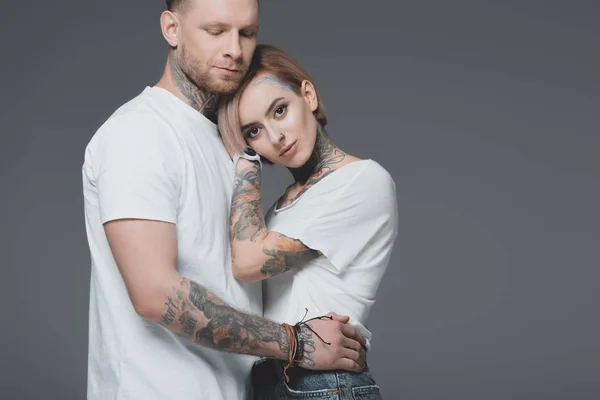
[300,80,318,112]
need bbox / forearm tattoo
[230,161,265,243]
[261,235,320,277]
[170,50,219,121]
[230,162,320,276]
[159,279,290,356]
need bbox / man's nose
[223,32,242,60]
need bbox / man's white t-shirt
[263,160,398,348]
[82,86,262,400]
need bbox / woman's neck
[289,127,346,184]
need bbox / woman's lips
[279,140,298,156]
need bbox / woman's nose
[268,129,285,144]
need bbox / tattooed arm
[104,218,365,371]
[230,159,320,282]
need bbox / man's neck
[289,128,346,183]
[156,51,219,123]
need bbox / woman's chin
[267,151,311,169]
[278,161,299,168]
[282,156,309,169]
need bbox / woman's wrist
[233,150,262,170]
[236,157,258,169]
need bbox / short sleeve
[280,161,398,273]
[92,111,183,225]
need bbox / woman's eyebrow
[240,97,285,131]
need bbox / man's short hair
[166,0,258,12]
[166,0,189,12]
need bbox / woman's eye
[274,105,287,117]
[246,127,260,138]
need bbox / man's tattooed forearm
[178,311,197,337]
[161,297,179,326]
[188,281,290,354]
[159,279,290,355]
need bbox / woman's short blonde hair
[218,44,328,154]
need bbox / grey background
[1,1,598,399]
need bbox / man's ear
[160,11,181,47]
[301,80,318,112]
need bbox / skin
[229,74,360,281]
[156,0,259,121]
[104,0,366,373]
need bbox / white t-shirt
[263,160,398,348]
[82,86,262,400]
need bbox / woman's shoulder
[272,159,396,213]
[304,158,396,206]
[339,160,397,221]
[357,158,393,177]
[342,159,396,191]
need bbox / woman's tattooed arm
[229,160,320,281]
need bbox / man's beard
[180,46,246,95]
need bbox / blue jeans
[250,358,383,399]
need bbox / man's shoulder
[85,88,176,153]
[98,87,170,133]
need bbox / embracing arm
[229,159,320,282]
[104,218,365,371]
[105,219,289,358]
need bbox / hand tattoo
[298,325,316,368]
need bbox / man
[82,0,366,399]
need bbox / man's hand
[105,219,367,372]
[297,312,367,372]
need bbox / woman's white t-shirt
[263,159,398,348]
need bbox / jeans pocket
[281,380,340,399]
[279,368,341,399]
[352,384,382,400]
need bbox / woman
[218,44,398,399]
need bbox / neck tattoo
[290,127,346,184]
[170,51,219,122]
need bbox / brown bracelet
[282,323,297,382]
